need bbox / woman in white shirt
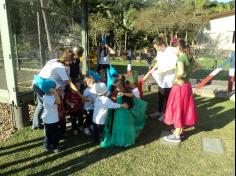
[143,36,178,120]
[32,48,85,130]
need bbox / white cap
[91,82,108,96]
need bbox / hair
[72,46,84,56]
[84,76,95,85]
[115,78,134,109]
[177,38,194,61]
[153,35,167,47]
[57,47,73,65]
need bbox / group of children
[39,64,147,153]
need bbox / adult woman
[32,48,84,130]
[164,39,198,143]
[97,43,115,74]
[143,36,178,120]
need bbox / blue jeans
[32,84,44,129]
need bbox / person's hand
[81,96,89,103]
[175,79,185,86]
[70,103,75,108]
[121,103,129,109]
[49,88,56,94]
[118,92,124,96]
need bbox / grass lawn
[0,93,235,176]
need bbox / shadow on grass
[0,137,43,151]
[1,92,162,176]
[1,94,234,175]
[185,96,235,138]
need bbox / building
[197,10,235,51]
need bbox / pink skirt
[164,82,197,128]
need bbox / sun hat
[91,82,108,96]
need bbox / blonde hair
[58,48,73,61]
[85,76,95,85]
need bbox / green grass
[0,94,235,176]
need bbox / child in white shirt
[91,82,128,143]
[82,76,96,135]
[42,88,61,153]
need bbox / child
[100,78,147,148]
[124,71,140,99]
[57,89,67,138]
[42,87,61,153]
[82,76,96,135]
[64,80,83,136]
[91,82,128,143]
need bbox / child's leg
[83,110,93,129]
[44,123,51,151]
[77,111,84,130]
[98,124,105,142]
[70,112,78,131]
[59,120,67,137]
[50,122,61,149]
[92,123,101,143]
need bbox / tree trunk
[124,31,127,53]
[170,30,174,46]
[185,31,188,42]
[40,0,52,52]
[164,29,168,44]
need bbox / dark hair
[73,46,84,56]
[153,35,167,47]
[115,78,134,109]
[177,38,194,61]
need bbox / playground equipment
[196,50,235,92]
[0,0,89,129]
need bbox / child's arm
[104,98,128,109]
[50,89,61,105]
[118,92,134,98]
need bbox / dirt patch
[0,103,35,141]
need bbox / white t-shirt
[154,47,178,88]
[93,96,121,125]
[83,87,96,110]
[132,88,140,98]
[39,59,69,90]
[99,50,109,65]
[42,95,59,124]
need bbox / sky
[210,0,233,2]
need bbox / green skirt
[100,97,147,148]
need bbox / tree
[88,13,113,46]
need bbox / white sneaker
[150,112,162,119]
[84,128,91,135]
[158,114,164,122]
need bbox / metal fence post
[81,0,88,74]
[0,0,28,129]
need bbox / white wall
[200,15,235,50]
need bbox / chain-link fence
[7,0,83,93]
[0,34,7,90]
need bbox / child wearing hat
[41,82,62,153]
[91,82,129,143]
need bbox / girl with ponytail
[163,38,198,143]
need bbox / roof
[210,10,235,20]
